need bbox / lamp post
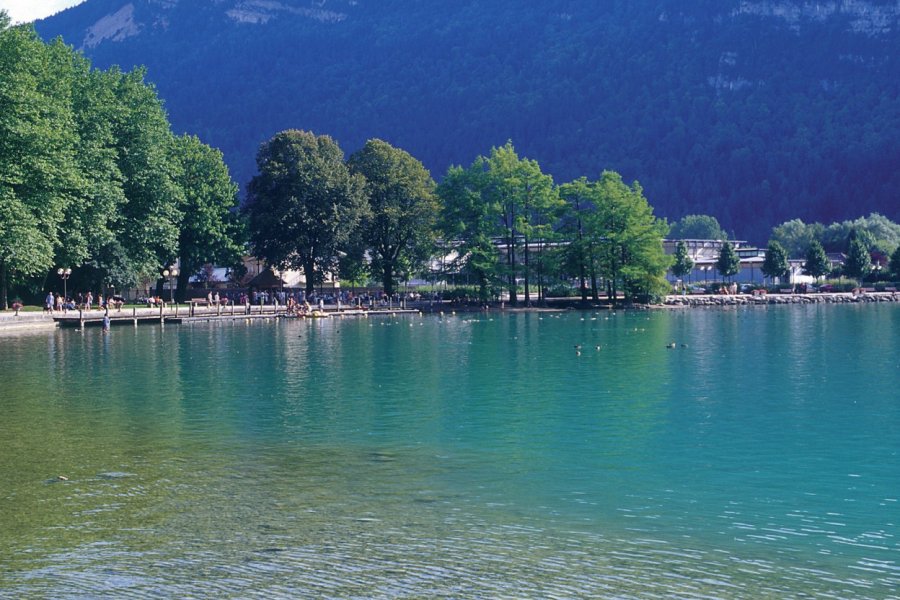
[57,268,71,310]
[162,266,179,304]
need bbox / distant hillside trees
[36,1,900,244]
[770,214,900,258]
[669,215,727,241]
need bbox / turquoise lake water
[1,305,899,598]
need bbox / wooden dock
[54,305,420,328]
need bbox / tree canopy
[0,19,245,306]
[348,139,439,296]
[761,241,789,284]
[671,241,694,280]
[803,240,830,280]
[669,215,727,241]
[245,130,367,296]
[716,241,740,281]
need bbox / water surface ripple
[1,305,898,598]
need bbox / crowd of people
[43,291,125,313]
[40,287,438,314]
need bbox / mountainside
[36,0,900,243]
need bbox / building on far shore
[664,239,810,286]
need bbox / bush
[819,278,856,293]
[546,283,577,298]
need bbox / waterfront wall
[665,292,899,307]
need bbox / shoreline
[1,292,897,332]
[662,291,899,307]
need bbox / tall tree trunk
[176,267,191,303]
[523,233,530,307]
[578,218,587,302]
[536,239,544,303]
[1,260,8,310]
[303,259,314,297]
[507,202,517,304]
[383,263,395,296]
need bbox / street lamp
[162,266,179,303]
[57,268,71,310]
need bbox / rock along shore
[664,291,899,307]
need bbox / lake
[1,305,899,598]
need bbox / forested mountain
[35,0,900,243]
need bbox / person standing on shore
[45,292,54,313]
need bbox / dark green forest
[37,0,900,243]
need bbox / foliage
[244,130,367,295]
[891,246,900,280]
[803,240,830,280]
[761,241,789,283]
[437,160,501,301]
[547,282,577,298]
[770,219,825,259]
[171,134,245,301]
[589,172,671,304]
[821,214,900,255]
[484,142,560,305]
[0,24,78,307]
[0,20,243,304]
[670,240,694,279]
[669,215,726,241]
[37,1,900,245]
[772,214,900,259]
[348,139,439,296]
[716,241,740,281]
[844,234,872,283]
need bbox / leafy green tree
[770,219,825,258]
[671,240,694,281]
[245,130,367,296]
[761,240,789,284]
[170,134,245,301]
[559,177,594,301]
[822,213,900,255]
[480,142,559,305]
[56,54,125,277]
[890,246,900,280]
[803,239,830,280]
[0,23,78,308]
[437,159,501,300]
[669,214,727,240]
[716,241,741,282]
[844,234,871,285]
[348,139,439,296]
[591,172,670,304]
